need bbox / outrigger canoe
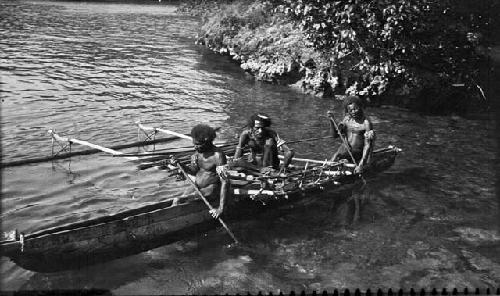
[1,145,400,272]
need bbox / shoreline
[179,0,493,117]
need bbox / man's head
[343,96,364,119]
[190,124,216,152]
[248,113,272,139]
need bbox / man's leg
[331,145,348,162]
[229,157,261,172]
[262,138,279,169]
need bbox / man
[233,113,294,173]
[327,96,375,174]
[171,124,228,219]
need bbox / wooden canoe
[0,146,400,272]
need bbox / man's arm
[211,151,229,219]
[233,130,249,159]
[275,133,294,168]
[356,119,375,172]
[168,153,199,178]
[182,153,200,175]
[214,178,228,218]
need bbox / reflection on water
[1,0,498,293]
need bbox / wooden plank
[1,137,179,168]
[27,199,178,238]
[23,199,212,252]
[24,208,211,256]
[233,188,275,196]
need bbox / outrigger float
[1,122,401,272]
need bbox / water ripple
[0,1,207,162]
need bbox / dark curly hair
[190,124,216,142]
[248,113,272,128]
[343,96,364,114]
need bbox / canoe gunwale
[1,145,400,269]
[2,146,399,240]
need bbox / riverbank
[179,0,494,116]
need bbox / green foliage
[199,1,272,51]
[197,1,315,83]
[272,0,491,107]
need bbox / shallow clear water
[1,0,498,293]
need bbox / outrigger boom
[1,122,394,171]
[48,130,140,161]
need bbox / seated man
[327,96,375,173]
[232,113,294,173]
[172,124,228,219]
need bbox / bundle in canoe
[0,145,400,272]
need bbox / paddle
[176,163,239,245]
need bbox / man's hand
[364,130,375,142]
[327,110,334,119]
[168,155,179,166]
[209,208,223,219]
[216,165,229,180]
[338,123,347,135]
[165,155,186,180]
[354,163,364,174]
[278,164,289,175]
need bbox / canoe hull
[4,185,360,272]
[1,146,399,272]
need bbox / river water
[1,0,498,293]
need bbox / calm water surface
[1,0,498,293]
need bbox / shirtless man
[233,113,294,173]
[171,124,228,219]
[327,96,375,174]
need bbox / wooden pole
[149,135,333,153]
[2,136,178,168]
[135,129,336,170]
[48,130,140,161]
[176,164,239,244]
[277,155,347,166]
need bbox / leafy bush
[273,0,492,111]
[197,1,314,83]
[186,0,492,113]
